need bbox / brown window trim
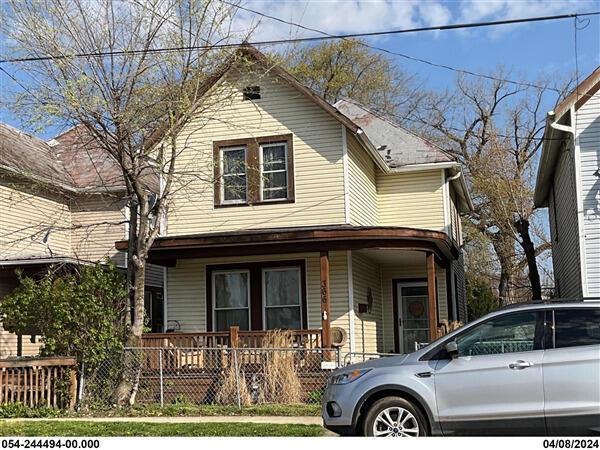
[213,133,294,208]
[206,259,307,331]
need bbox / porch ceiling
[115,225,458,266]
[354,249,426,266]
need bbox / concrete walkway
[4,416,323,426]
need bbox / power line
[0,65,47,105]
[222,0,595,93]
[1,10,598,66]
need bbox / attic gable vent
[243,85,261,100]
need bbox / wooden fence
[0,356,77,409]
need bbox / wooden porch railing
[0,356,77,409]
[142,327,323,349]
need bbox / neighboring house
[535,66,600,301]
[0,124,165,357]
[120,46,473,355]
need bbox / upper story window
[214,134,294,207]
[221,147,247,204]
[260,142,288,201]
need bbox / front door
[396,283,429,353]
[434,310,546,435]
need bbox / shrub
[0,263,128,370]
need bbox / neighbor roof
[0,122,127,194]
[334,99,455,168]
[50,125,125,190]
[0,123,74,189]
[534,65,600,207]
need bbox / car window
[455,312,541,356]
[554,308,600,349]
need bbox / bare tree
[2,0,249,403]
[419,73,564,303]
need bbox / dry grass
[214,356,252,406]
[258,330,303,404]
[438,320,464,337]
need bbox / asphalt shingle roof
[334,99,455,168]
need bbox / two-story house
[121,46,473,355]
[535,66,600,300]
[0,124,165,357]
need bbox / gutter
[355,129,390,172]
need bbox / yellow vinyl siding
[167,71,346,235]
[380,264,448,353]
[377,170,445,230]
[0,325,42,358]
[71,196,126,264]
[351,252,383,354]
[347,133,378,225]
[0,181,71,259]
[166,251,350,350]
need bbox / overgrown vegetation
[258,331,303,404]
[0,402,320,418]
[466,276,500,321]
[215,357,252,406]
[0,421,324,437]
[0,263,128,369]
[0,403,63,419]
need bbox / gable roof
[334,99,455,168]
[554,66,600,120]
[0,122,74,189]
[50,125,125,190]
[534,66,600,207]
[0,122,127,194]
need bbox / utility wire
[222,0,599,93]
[1,10,598,67]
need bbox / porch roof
[115,224,458,266]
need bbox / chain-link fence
[79,347,340,410]
[342,352,398,366]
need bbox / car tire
[363,396,428,437]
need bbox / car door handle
[509,360,534,370]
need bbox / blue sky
[1,0,599,138]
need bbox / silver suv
[322,302,600,436]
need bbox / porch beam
[320,251,332,349]
[426,252,438,342]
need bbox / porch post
[320,251,332,349]
[426,252,438,342]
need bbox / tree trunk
[491,234,516,306]
[113,204,146,406]
[514,218,542,300]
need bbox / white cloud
[229,0,598,44]
[231,0,446,43]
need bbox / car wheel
[363,396,428,437]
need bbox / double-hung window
[214,134,293,207]
[221,147,247,204]
[212,270,250,331]
[260,142,288,201]
[262,267,302,329]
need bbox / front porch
[125,226,465,355]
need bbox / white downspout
[341,125,351,224]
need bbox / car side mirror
[445,340,459,359]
